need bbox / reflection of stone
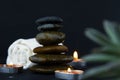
[29,16,73,73]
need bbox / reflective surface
[0,70,56,80]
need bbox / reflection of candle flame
[67,67,71,73]
[73,51,78,61]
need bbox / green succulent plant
[82,20,120,80]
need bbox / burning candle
[68,51,86,70]
[67,67,71,73]
[73,51,79,61]
[55,67,84,80]
[73,51,84,62]
[0,62,23,73]
[7,62,14,67]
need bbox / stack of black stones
[29,16,73,73]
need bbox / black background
[0,0,120,63]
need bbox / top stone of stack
[35,16,63,31]
[36,16,63,25]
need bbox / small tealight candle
[55,67,84,80]
[0,62,23,73]
[68,51,86,70]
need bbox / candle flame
[73,51,78,61]
[67,67,71,73]
[7,62,14,67]
[9,62,13,65]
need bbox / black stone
[35,16,63,25]
[33,45,68,54]
[29,54,73,65]
[37,24,63,31]
[36,31,65,46]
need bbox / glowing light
[73,51,78,61]
[67,67,71,73]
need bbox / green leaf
[85,28,112,46]
[82,53,119,62]
[109,79,120,80]
[82,60,120,79]
[92,46,120,56]
[103,20,120,45]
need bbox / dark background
[0,0,120,63]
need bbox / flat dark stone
[33,45,68,54]
[29,64,69,73]
[37,24,63,31]
[29,54,73,64]
[36,31,65,46]
[35,16,63,25]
